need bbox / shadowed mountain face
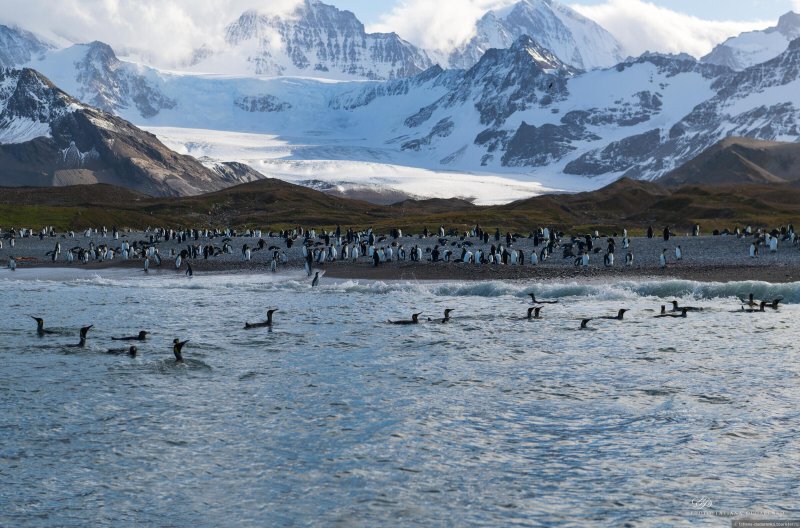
[0,24,52,68]
[0,68,262,196]
[659,137,800,187]
[203,0,433,80]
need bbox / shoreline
[3,258,800,284]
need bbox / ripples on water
[1,270,799,526]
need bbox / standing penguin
[312,271,320,287]
[675,245,682,260]
[659,249,667,269]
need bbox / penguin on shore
[312,271,320,287]
[388,313,422,325]
[244,309,278,329]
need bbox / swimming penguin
[388,313,422,325]
[429,308,454,323]
[741,301,768,313]
[111,331,150,341]
[30,316,58,336]
[655,306,688,318]
[107,346,138,357]
[527,307,543,320]
[312,271,320,287]
[670,300,702,312]
[599,309,629,320]
[766,298,782,310]
[66,325,93,348]
[740,293,758,307]
[529,293,558,304]
[172,338,189,363]
[244,309,278,329]
[580,318,592,329]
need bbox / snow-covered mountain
[447,0,625,71]
[189,0,433,80]
[0,68,259,196]
[17,29,800,203]
[702,11,800,71]
[0,24,52,68]
[30,41,175,118]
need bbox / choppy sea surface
[1,269,799,527]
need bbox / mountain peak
[703,11,800,70]
[0,24,53,68]
[210,1,432,80]
[776,11,800,37]
[448,0,623,71]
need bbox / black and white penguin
[598,309,629,320]
[670,300,702,312]
[527,307,543,320]
[429,309,454,323]
[172,339,189,363]
[30,316,57,336]
[312,271,320,287]
[244,309,278,329]
[107,346,138,357]
[388,313,422,325]
[111,331,150,341]
[66,325,93,348]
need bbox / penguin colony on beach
[6,222,798,276]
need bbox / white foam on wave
[4,269,800,304]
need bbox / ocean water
[1,269,799,527]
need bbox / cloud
[369,0,517,52]
[570,0,771,58]
[0,0,302,66]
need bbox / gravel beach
[2,230,799,283]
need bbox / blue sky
[336,0,798,24]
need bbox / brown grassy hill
[659,137,800,187]
[2,177,800,233]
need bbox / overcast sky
[0,0,796,66]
